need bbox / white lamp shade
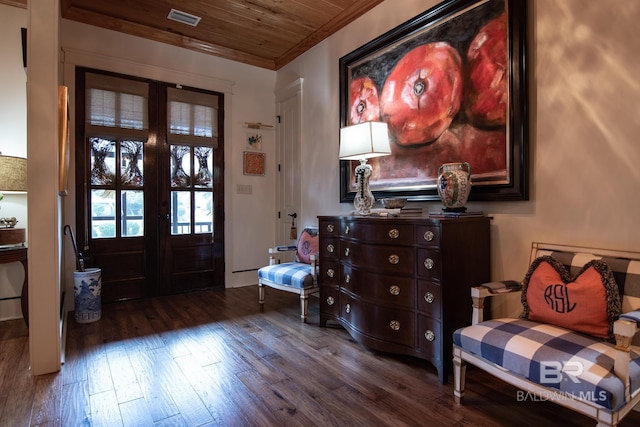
[339,121,392,160]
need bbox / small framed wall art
[246,132,263,150]
[243,151,265,176]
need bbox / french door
[74,68,225,302]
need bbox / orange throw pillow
[521,256,621,340]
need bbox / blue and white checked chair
[258,227,319,322]
[453,242,640,427]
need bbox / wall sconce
[339,122,392,215]
[0,154,27,245]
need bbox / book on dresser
[317,215,491,384]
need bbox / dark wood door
[157,85,225,294]
[75,68,225,302]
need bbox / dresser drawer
[417,248,442,280]
[418,314,442,358]
[320,237,340,260]
[320,219,340,236]
[342,243,415,274]
[341,220,414,245]
[341,264,415,309]
[320,260,340,286]
[417,280,442,319]
[320,286,340,316]
[340,292,415,347]
[415,223,441,247]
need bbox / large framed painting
[339,0,528,202]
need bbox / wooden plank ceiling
[5,0,384,70]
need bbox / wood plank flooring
[1,285,640,426]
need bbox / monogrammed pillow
[520,256,621,340]
[295,228,319,265]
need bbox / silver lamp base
[353,159,375,215]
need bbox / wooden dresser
[318,215,490,383]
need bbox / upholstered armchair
[257,227,319,322]
[453,242,640,427]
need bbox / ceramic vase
[73,268,102,323]
[437,162,471,211]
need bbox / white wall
[277,0,640,317]
[59,19,278,298]
[0,4,27,320]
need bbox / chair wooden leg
[258,283,265,312]
[300,293,308,323]
[453,350,466,404]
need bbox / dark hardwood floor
[1,285,640,426]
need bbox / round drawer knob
[326,296,335,306]
[389,284,400,296]
[327,268,335,278]
[344,274,351,284]
[344,226,350,235]
[388,254,399,265]
[345,303,351,314]
[327,224,334,233]
[423,230,434,242]
[344,247,350,256]
[425,330,436,342]
[327,244,335,253]
[424,292,435,304]
[424,258,434,270]
[388,228,399,239]
[390,320,400,331]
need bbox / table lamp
[339,122,391,215]
[0,155,27,245]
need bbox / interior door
[275,79,303,249]
[75,68,224,303]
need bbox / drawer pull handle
[423,230,434,242]
[388,228,399,239]
[388,254,399,265]
[326,296,335,306]
[425,330,436,342]
[345,303,351,314]
[390,320,401,331]
[424,258,434,270]
[344,226,350,235]
[344,247,350,256]
[344,274,351,284]
[424,292,435,304]
[327,224,335,233]
[327,268,335,278]
[327,244,335,253]
[389,285,400,296]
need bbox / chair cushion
[520,256,621,340]
[296,228,319,264]
[258,262,316,289]
[453,318,640,410]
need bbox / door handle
[159,213,170,220]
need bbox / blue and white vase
[73,268,102,323]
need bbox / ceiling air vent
[167,9,202,27]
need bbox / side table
[0,246,28,327]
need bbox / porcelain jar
[436,162,471,211]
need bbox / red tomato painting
[349,76,381,123]
[465,12,507,127]
[380,42,463,146]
